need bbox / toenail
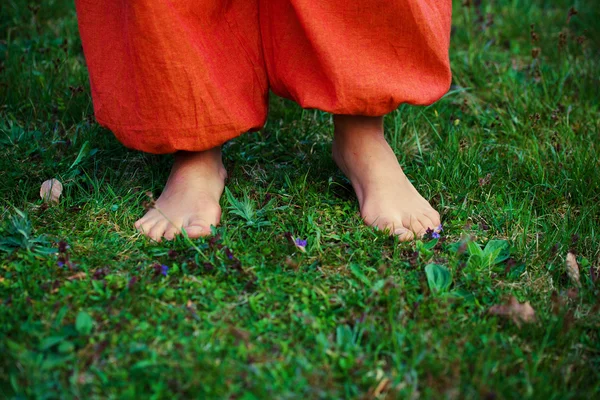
[394,228,408,235]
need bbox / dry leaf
[566,288,579,299]
[40,179,63,204]
[66,272,87,281]
[372,377,390,397]
[488,296,536,328]
[284,256,299,270]
[566,252,581,287]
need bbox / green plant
[0,208,55,255]
[424,263,452,294]
[466,239,511,269]
[225,187,277,228]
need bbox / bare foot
[332,115,441,241]
[134,147,227,242]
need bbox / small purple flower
[160,264,169,276]
[57,261,65,268]
[295,238,307,248]
[425,227,441,240]
[57,241,69,253]
[437,224,443,232]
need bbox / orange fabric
[75,1,451,154]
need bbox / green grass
[1,0,599,398]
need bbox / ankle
[173,147,227,180]
[333,115,384,137]
[175,146,221,162]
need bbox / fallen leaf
[372,377,390,397]
[488,296,536,328]
[40,179,63,204]
[284,256,299,269]
[566,252,581,287]
[66,272,87,281]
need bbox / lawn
[1,0,599,398]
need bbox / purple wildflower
[437,224,443,232]
[160,264,169,276]
[57,261,65,268]
[57,241,69,253]
[432,232,441,239]
[295,238,307,248]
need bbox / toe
[134,217,148,230]
[135,213,160,232]
[417,214,438,235]
[163,225,181,241]
[425,210,441,229]
[402,214,426,238]
[395,228,416,242]
[183,225,207,238]
[147,220,169,242]
[136,218,159,235]
[378,221,401,236]
[135,209,159,229]
[185,216,213,236]
[182,217,210,238]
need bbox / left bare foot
[332,115,441,241]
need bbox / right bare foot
[134,147,227,242]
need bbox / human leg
[261,0,451,239]
[75,0,267,240]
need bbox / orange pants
[75,1,451,154]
